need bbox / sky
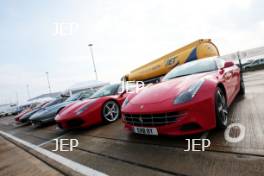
[0,0,264,105]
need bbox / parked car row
[0,101,41,118]
[243,58,264,71]
[15,84,128,128]
[14,57,244,136]
[0,105,25,117]
[0,112,6,117]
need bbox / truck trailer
[122,39,220,83]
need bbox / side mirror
[119,90,126,97]
[224,61,234,68]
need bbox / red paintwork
[122,61,241,136]
[15,108,32,121]
[14,101,49,122]
[55,94,127,129]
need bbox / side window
[117,83,136,93]
[117,85,123,94]
[104,89,112,96]
[81,93,90,99]
[215,59,224,69]
[104,85,119,96]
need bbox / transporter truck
[122,39,220,83]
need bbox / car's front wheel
[102,100,120,123]
[239,80,245,96]
[215,88,228,129]
[245,67,250,71]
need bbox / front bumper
[56,114,86,129]
[122,93,216,136]
[55,108,101,129]
[30,114,55,125]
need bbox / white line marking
[0,130,108,176]
[38,133,67,147]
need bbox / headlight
[75,99,97,115]
[55,114,60,121]
[174,79,205,104]
[122,97,129,107]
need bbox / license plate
[133,127,158,135]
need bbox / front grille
[124,112,184,127]
[67,118,84,127]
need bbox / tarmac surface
[0,136,63,176]
[0,69,264,176]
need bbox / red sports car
[55,83,128,129]
[122,57,245,136]
[15,107,32,121]
[15,101,51,122]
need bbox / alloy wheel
[103,101,120,122]
[216,90,228,127]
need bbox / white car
[0,112,5,117]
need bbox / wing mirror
[119,90,127,97]
[224,61,234,68]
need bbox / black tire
[239,80,245,96]
[102,100,120,123]
[31,121,42,128]
[245,67,250,71]
[215,88,228,129]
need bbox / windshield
[65,93,81,102]
[34,103,46,109]
[79,90,96,100]
[42,98,63,108]
[253,60,260,64]
[89,84,119,99]
[163,58,217,81]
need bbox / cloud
[0,0,263,104]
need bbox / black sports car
[19,98,65,123]
[29,90,95,126]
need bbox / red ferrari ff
[55,83,128,129]
[122,57,245,136]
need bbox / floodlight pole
[46,72,52,94]
[26,84,31,99]
[88,44,98,80]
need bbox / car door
[230,64,241,97]
[222,64,235,105]
[115,84,128,105]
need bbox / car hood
[15,109,31,118]
[21,109,39,119]
[47,101,72,110]
[58,99,95,118]
[30,101,73,119]
[130,73,211,105]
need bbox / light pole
[15,92,19,105]
[26,84,31,99]
[45,72,52,94]
[88,44,98,80]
